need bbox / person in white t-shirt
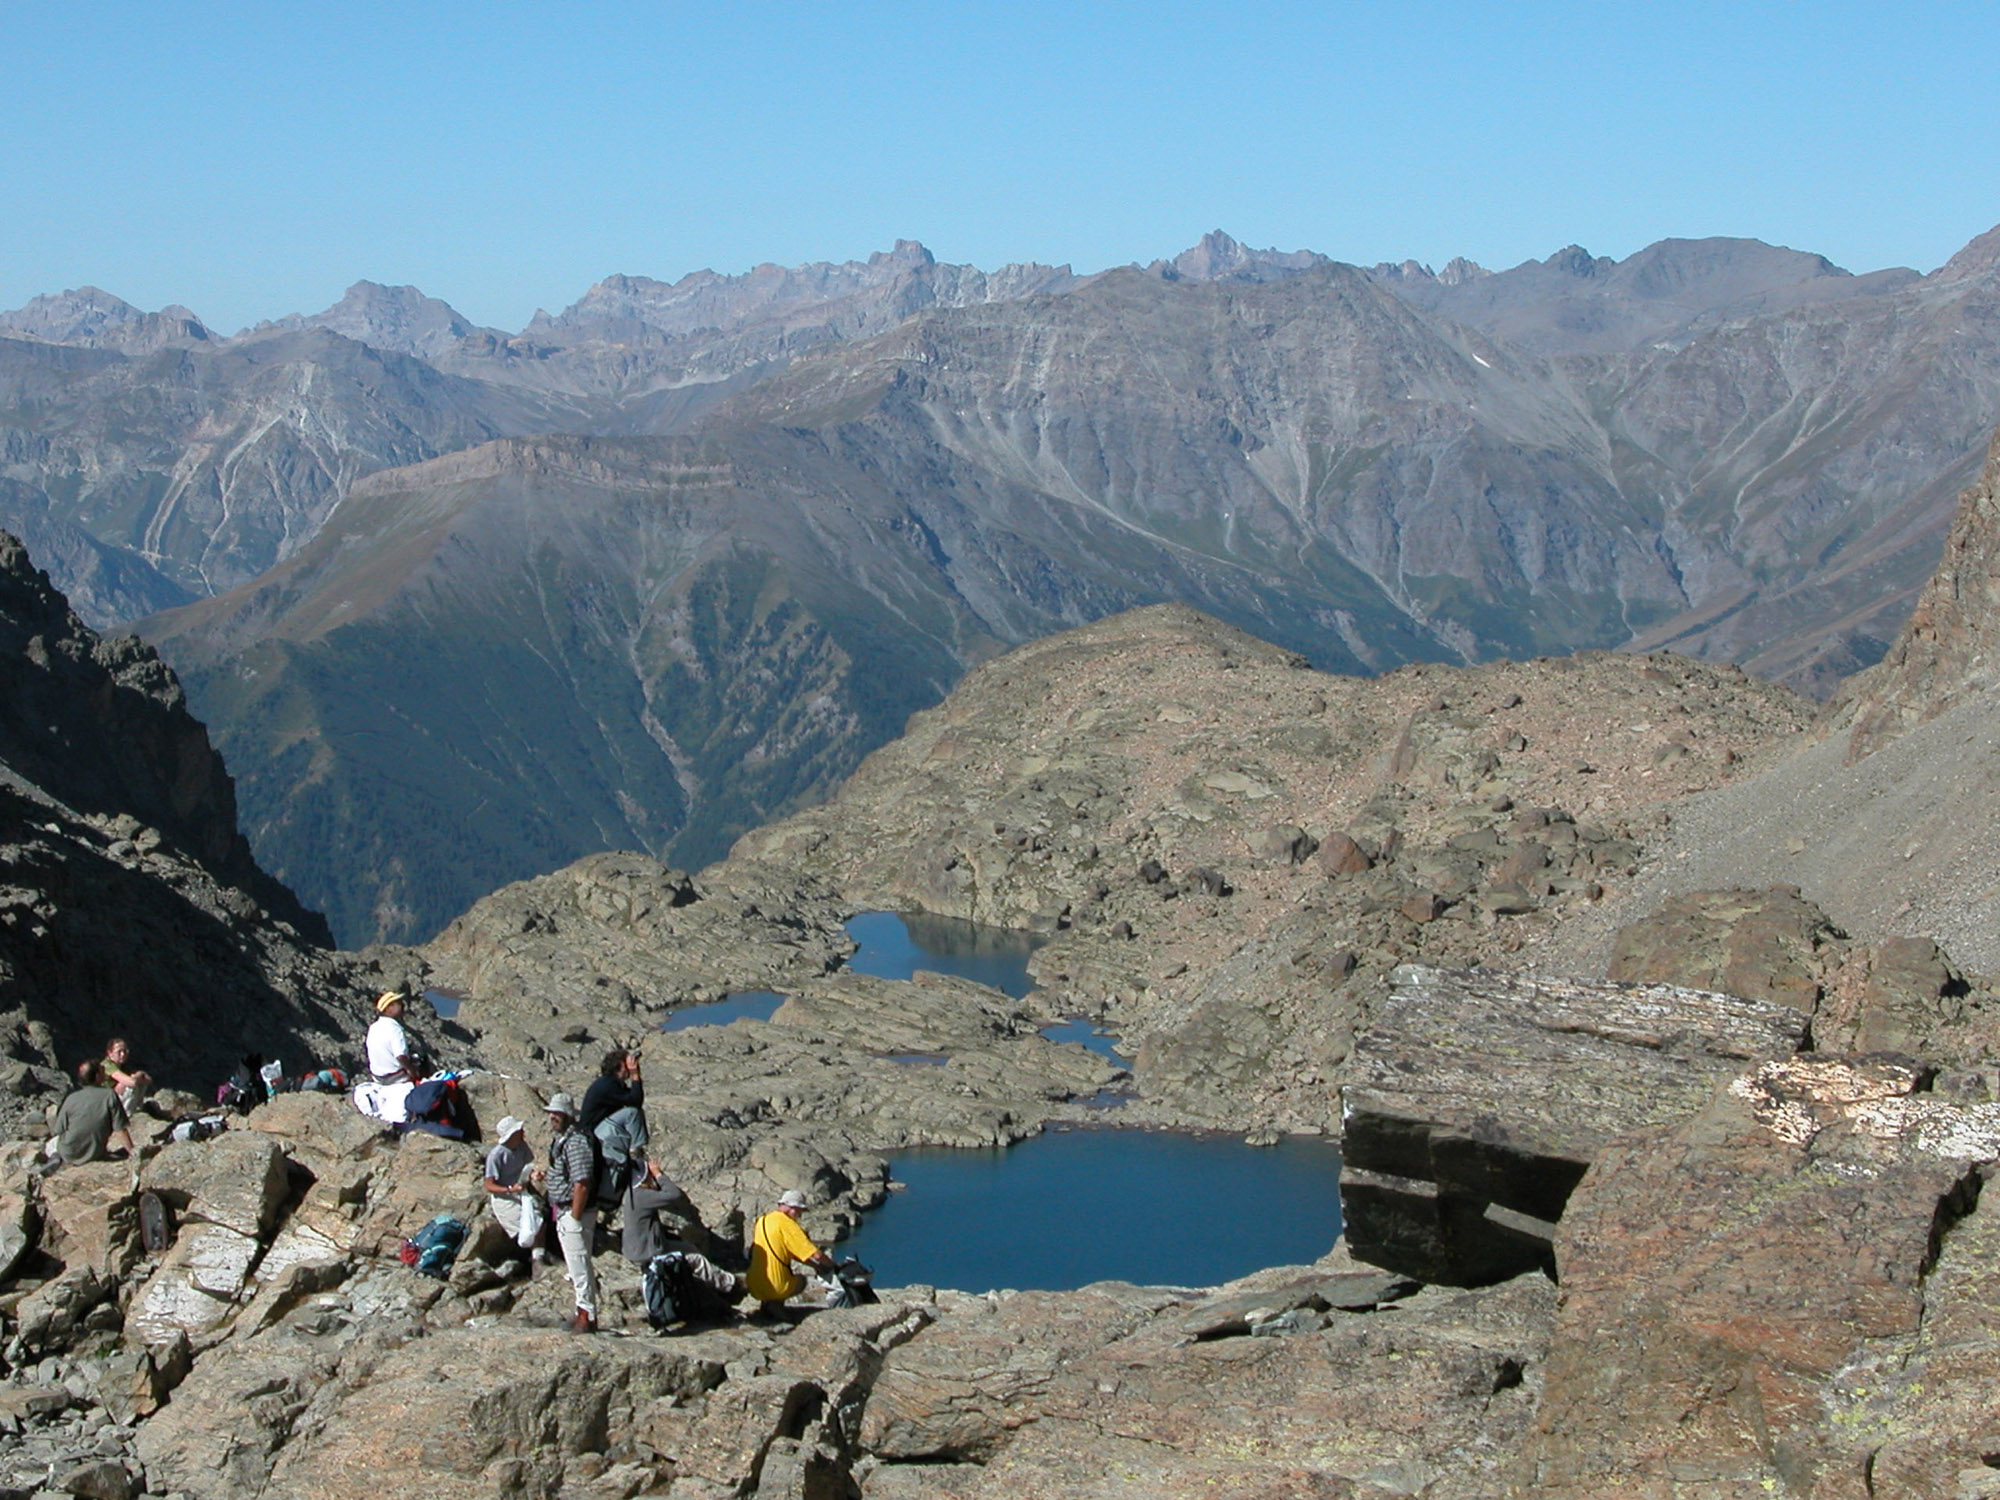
[366,991,423,1083]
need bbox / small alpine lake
[840,1127,1343,1292]
[842,910,1044,999]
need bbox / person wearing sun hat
[365,990,423,1084]
[747,1188,836,1314]
[542,1092,600,1331]
[482,1115,547,1262]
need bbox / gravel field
[1538,691,2000,980]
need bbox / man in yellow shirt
[747,1189,836,1313]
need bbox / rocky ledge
[1340,965,1808,1285]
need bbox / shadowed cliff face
[0,531,415,1137]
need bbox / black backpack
[643,1251,734,1329]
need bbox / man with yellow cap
[366,991,424,1084]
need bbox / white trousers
[555,1206,598,1318]
[491,1190,545,1249]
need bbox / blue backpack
[402,1215,467,1279]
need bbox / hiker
[482,1115,548,1261]
[747,1189,836,1314]
[543,1093,600,1332]
[622,1158,706,1264]
[46,1060,136,1166]
[580,1047,648,1182]
[100,1037,153,1112]
[366,991,425,1085]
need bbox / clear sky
[8,1,1998,334]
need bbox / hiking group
[34,998,866,1335]
[492,1046,852,1333]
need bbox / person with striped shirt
[542,1093,600,1332]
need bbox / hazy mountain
[0,286,211,353]
[1375,236,1921,355]
[14,224,2000,941]
[0,325,606,608]
[1147,230,1334,283]
[263,279,509,362]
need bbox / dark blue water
[1040,1017,1127,1060]
[661,991,785,1031]
[844,911,1044,999]
[842,1129,1343,1292]
[424,988,463,1019]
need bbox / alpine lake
[665,910,1345,1292]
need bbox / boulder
[35,1161,138,1277]
[141,1130,290,1238]
[244,1091,393,1169]
[13,1265,113,1355]
[347,1129,487,1259]
[1251,824,1318,865]
[124,1221,263,1347]
[1517,1057,2000,1497]
[0,1179,32,1283]
[1340,965,1808,1285]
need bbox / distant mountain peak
[1152,231,1332,283]
[260,281,501,361]
[0,286,210,352]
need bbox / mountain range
[5,226,1999,942]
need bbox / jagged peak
[1152,231,1331,283]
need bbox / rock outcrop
[1842,422,2000,760]
[1518,1056,2000,1497]
[1339,966,1809,1285]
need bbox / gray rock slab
[1340,964,1808,1285]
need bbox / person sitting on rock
[482,1116,548,1264]
[543,1093,601,1333]
[100,1037,153,1112]
[46,1060,136,1167]
[623,1159,744,1307]
[580,1047,648,1183]
[366,991,425,1085]
[747,1189,836,1316]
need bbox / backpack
[643,1251,734,1329]
[138,1190,176,1254]
[400,1214,467,1279]
[400,1077,466,1139]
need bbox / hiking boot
[571,1309,597,1334]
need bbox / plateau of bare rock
[725,601,1818,1132]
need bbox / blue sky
[8,1,1998,333]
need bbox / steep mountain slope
[1545,423,2000,976]
[1379,236,1918,355]
[0,326,604,610]
[141,407,1454,945]
[0,531,393,1138]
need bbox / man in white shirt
[366,992,422,1083]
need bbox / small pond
[844,911,1044,999]
[661,991,785,1032]
[423,988,464,1019]
[1039,1016,1127,1060]
[841,1128,1343,1292]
